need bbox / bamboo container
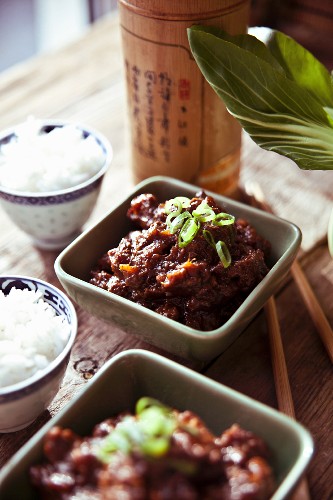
[118,0,250,196]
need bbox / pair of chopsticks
[244,182,333,364]
[243,182,332,500]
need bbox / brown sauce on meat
[90,192,271,331]
[30,403,275,499]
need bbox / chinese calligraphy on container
[119,0,250,196]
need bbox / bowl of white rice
[0,275,77,433]
[0,117,113,250]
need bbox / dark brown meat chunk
[90,192,271,331]
[30,409,275,499]
[127,192,160,229]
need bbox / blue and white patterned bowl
[0,275,77,432]
[0,120,113,250]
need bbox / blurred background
[0,0,332,72]
[0,0,116,71]
[251,0,333,70]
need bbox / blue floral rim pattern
[0,177,103,205]
[0,276,72,321]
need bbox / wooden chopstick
[244,181,333,364]
[264,297,295,417]
[264,297,311,499]
[290,260,333,363]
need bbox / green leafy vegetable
[187,25,333,169]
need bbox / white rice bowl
[0,288,70,388]
[0,117,106,193]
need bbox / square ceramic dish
[54,176,301,361]
[0,350,313,499]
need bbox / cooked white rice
[0,287,70,388]
[0,117,105,192]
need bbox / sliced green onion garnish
[98,398,177,463]
[216,240,232,268]
[136,397,166,415]
[202,229,216,249]
[203,230,231,268]
[138,407,172,435]
[165,198,182,216]
[169,211,191,233]
[193,209,216,222]
[164,196,235,265]
[174,196,191,208]
[178,218,200,248]
[165,197,190,214]
[193,202,215,222]
[166,211,179,227]
[214,212,235,226]
[141,437,170,457]
[191,200,209,214]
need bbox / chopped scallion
[165,197,191,214]
[216,240,232,268]
[214,212,235,226]
[202,229,216,249]
[192,201,215,222]
[203,230,231,268]
[164,196,235,265]
[98,397,177,463]
[169,211,191,233]
[178,218,200,248]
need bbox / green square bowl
[54,176,301,361]
[0,350,313,499]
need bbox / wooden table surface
[0,12,333,499]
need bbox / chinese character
[178,136,188,147]
[160,136,170,148]
[159,72,172,86]
[178,120,187,129]
[144,70,157,83]
[132,65,141,76]
[178,79,190,100]
[160,116,170,132]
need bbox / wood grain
[0,12,333,499]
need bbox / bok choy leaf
[187,25,333,169]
